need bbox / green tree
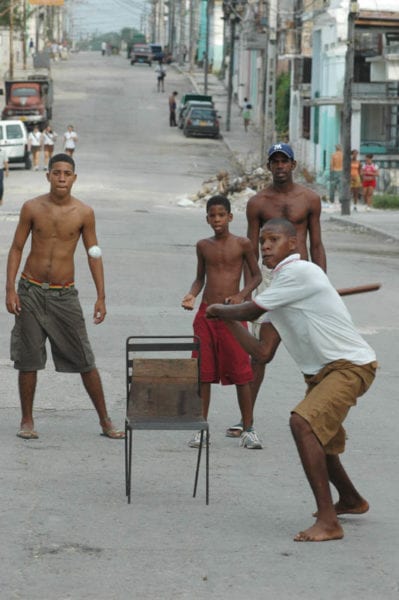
[275,72,290,138]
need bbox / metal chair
[125,335,209,504]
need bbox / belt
[21,272,75,290]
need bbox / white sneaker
[188,430,209,448]
[239,428,263,449]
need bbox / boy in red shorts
[181,195,262,448]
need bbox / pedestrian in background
[241,98,252,132]
[0,146,9,205]
[350,149,362,211]
[169,91,178,126]
[361,154,379,211]
[155,61,166,92]
[64,125,78,157]
[329,144,343,203]
[28,125,42,171]
[42,124,57,169]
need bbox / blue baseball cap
[268,143,294,161]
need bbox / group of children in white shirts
[27,124,78,170]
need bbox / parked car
[130,44,152,66]
[177,93,213,126]
[0,119,31,169]
[183,107,221,139]
[178,100,214,129]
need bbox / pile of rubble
[177,167,272,211]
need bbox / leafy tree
[275,71,290,138]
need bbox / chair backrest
[125,336,202,428]
[128,358,201,421]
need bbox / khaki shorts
[251,265,273,339]
[11,279,96,373]
[293,359,377,454]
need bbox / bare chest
[202,240,244,271]
[33,207,82,242]
[260,199,309,228]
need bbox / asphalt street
[0,52,399,600]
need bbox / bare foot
[313,498,369,517]
[294,521,344,542]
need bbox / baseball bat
[337,283,381,297]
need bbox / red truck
[1,68,53,130]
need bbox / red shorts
[362,180,376,188]
[193,303,253,385]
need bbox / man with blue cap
[225,142,327,442]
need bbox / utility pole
[9,0,15,78]
[22,0,27,69]
[189,0,196,71]
[225,16,236,131]
[204,0,209,93]
[178,0,185,66]
[260,1,270,162]
[261,0,277,161]
[340,1,358,215]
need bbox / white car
[0,120,31,169]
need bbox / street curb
[329,215,399,243]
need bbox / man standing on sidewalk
[226,143,327,439]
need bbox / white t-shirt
[28,131,42,147]
[254,254,376,374]
[64,130,77,149]
[42,130,57,146]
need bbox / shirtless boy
[227,142,327,438]
[5,153,124,440]
[206,218,376,541]
[181,195,262,449]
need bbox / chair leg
[125,423,129,497]
[206,429,209,505]
[126,427,133,504]
[193,429,203,498]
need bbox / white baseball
[88,245,102,258]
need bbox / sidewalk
[177,63,399,243]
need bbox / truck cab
[1,69,53,129]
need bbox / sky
[71,0,146,37]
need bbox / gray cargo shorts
[10,279,96,373]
